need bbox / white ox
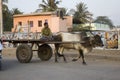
[53,31,103,64]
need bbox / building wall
[94,23,110,31]
[65,16,73,27]
[59,19,67,32]
[82,23,110,31]
[51,17,60,32]
[12,13,73,33]
[13,15,52,33]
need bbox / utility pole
[0,0,3,35]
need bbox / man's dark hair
[44,22,48,26]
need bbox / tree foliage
[60,8,68,16]
[2,1,23,31]
[2,0,8,3]
[73,2,92,24]
[39,0,61,12]
[94,16,114,29]
[10,8,23,15]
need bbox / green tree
[2,0,10,31]
[2,0,8,2]
[10,8,23,15]
[39,0,61,12]
[2,0,23,31]
[2,0,8,12]
[94,16,114,29]
[60,8,68,16]
[73,2,92,24]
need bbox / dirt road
[0,48,120,80]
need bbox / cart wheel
[16,44,33,63]
[38,44,53,61]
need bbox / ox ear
[94,34,102,40]
[82,36,90,40]
[89,36,96,47]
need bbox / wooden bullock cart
[2,39,84,63]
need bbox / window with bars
[38,20,42,27]
[29,21,33,27]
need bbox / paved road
[0,55,120,80]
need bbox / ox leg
[79,50,86,65]
[55,44,60,62]
[55,51,58,62]
[54,44,59,62]
[72,50,82,62]
[58,47,67,62]
[54,44,67,62]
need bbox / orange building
[12,12,73,33]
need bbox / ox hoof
[72,59,78,61]
[82,62,87,65]
[64,60,67,63]
[55,60,58,63]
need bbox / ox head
[90,34,104,47]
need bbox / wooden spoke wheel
[38,44,53,61]
[16,44,33,63]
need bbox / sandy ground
[2,48,17,57]
[2,47,120,60]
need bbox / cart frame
[2,39,85,63]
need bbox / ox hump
[61,32,82,41]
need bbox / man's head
[44,22,48,28]
[18,22,22,26]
